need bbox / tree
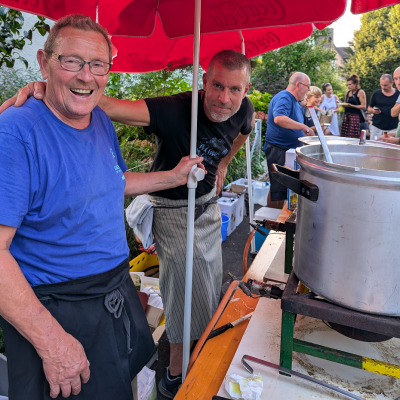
[345,5,400,100]
[251,29,345,95]
[0,7,50,69]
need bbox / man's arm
[124,156,205,197]
[391,96,400,117]
[215,132,248,195]
[0,82,151,127]
[0,225,90,399]
[98,96,151,126]
[274,115,314,136]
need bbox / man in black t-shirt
[2,50,255,399]
[368,74,399,138]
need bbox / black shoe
[158,367,182,399]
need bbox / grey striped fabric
[149,188,222,343]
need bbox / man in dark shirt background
[368,74,399,139]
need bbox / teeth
[71,89,92,94]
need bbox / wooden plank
[175,207,290,400]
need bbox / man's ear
[202,72,207,90]
[243,82,251,98]
[37,49,49,81]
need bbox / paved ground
[151,203,263,397]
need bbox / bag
[318,110,333,125]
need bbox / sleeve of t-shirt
[109,120,127,173]
[0,132,31,228]
[369,92,377,107]
[272,94,292,118]
[241,97,255,136]
[144,96,180,138]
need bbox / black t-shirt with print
[369,89,399,130]
[144,90,254,200]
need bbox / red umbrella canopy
[110,21,314,73]
[351,0,400,14]
[1,0,345,36]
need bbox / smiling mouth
[70,88,93,97]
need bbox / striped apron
[149,188,222,343]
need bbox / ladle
[307,106,333,163]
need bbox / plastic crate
[129,253,159,277]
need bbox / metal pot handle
[270,164,319,201]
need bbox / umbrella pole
[182,0,201,381]
[239,31,255,253]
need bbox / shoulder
[145,91,192,106]
[0,98,47,142]
[242,96,254,114]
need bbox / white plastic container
[218,197,238,236]
[285,148,296,169]
[252,181,270,206]
[253,207,282,251]
[234,193,245,228]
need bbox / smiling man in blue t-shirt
[0,15,203,400]
[262,72,315,209]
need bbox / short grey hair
[44,14,112,62]
[207,50,251,84]
[289,72,310,86]
[381,74,393,82]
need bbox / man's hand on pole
[37,330,90,398]
[0,81,46,114]
[172,155,206,186]
[301,125,315,136]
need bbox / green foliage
[105,67,196,143]
[121,140,156,257]
[251,29,342,94]
[345,5,400,100]
[0,7,50,69]
[248,90,272,113]
[0,66,42,104]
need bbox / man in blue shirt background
[263,72,314,209]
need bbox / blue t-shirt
[264,90,305,150]
[0,98,129,287]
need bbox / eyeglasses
[299,82,311,90]
[52,53,112,76]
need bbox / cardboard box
[230,184,246,194]
[145,305,164,329]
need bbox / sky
[329,2,362,47]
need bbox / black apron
[1,259,155,400]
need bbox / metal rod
[307,106,333,163]
[241,355,364,400]
[182,0,201,381]
[239,30,255,253]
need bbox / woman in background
[320,83,340,135]
[341,74,367,138]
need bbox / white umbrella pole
[182,0,201,380]
[240,31,255,253]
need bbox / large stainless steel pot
[271,143,400,316]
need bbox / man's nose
[218,88,230,104]
[76,63,94,82]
